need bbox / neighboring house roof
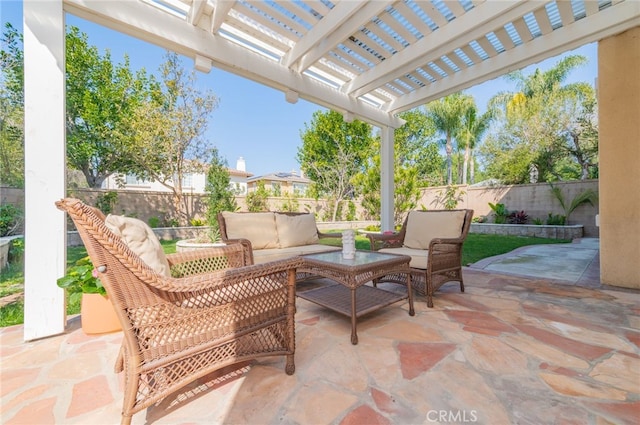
[248,171,311,184]
[228,168,253,178]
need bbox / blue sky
[2,1,597,177]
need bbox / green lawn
[319,231,570,266]
[0,234,569,327]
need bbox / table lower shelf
[297,283,408,318]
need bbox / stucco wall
[417,180,600,237]
[598,27,640,289]
[2,179,600,236]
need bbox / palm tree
[489,55,589,118]
[456,106,493,184]
[426,93,474,185]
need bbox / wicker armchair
[367,209,473,308]
[56,198,300,425]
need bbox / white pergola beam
[63,0,404,128]
[346,1,545,98]
[187,0,206,26]
[292,1,394,72]
[380,126,394,232]
[388,0,640,114]
[23,0,68,340]
[211,0,234,33]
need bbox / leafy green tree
[556,84,599,180]
[66,26,158,188]
[297,110,374,221]
[425,93,474,185]
[455,105,493,185]
[353,110,439,224]
[1,24,161,189]
[0,23,24,187]
[278,194,300,212]
[205,148,237,232]
[246,181,270,212]
[127,52,218,224]
[481,55,596,183]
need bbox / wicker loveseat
[57,198,301,425]
[217,211,341,264]
[367,209,473,308]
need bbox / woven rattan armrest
[429,237,465,250]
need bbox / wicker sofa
[218,211,341,264]
[368,209,473,308]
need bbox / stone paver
[1,249,639,425]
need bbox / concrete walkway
[469,238,601,288]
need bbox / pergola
[22,0,640,340]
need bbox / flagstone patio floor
[1,241,639,424]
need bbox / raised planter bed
[470,223,583,240]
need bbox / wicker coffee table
[298,250,414,344]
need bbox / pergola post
[380,126,394,232]
[598,26,640,289]
[23,0,68,340]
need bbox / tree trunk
[470,151,476,184]
[445,134,453,185]
[462,146,470,185]
[331,199,341,222]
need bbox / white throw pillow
[403,210,466,250]
[276,213,319,248]
[221,212,279,249]
[105,215,171,277]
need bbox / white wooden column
[23,0,67,340]
[380,126,394,232]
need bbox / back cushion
[403,210,466,250]
[221,212,279,249]
[276,213,319,248]
[104,215,171,277]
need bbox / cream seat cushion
[105,215,171,277]
[221,212,279,249]
[252,244,339,264]
[378,247,429,270]
[276,213,319,248]
[403,210,466,250]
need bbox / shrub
[8,237,24,263]
[549,184,598,224]
[56,256,106,305]
[205,148,238,229]
[508,210,529,224]
[279,194,300,212]
[148,216,161,228]
[246,181,270,212]
[0,204,23,236]
[346,200,357,221]
[436,185,465,210]
[488,202,508,224]
[546,213,566,225]
[95,191,118,215]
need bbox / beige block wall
[598,27,640,289]
[417,180,600,236]
[3,180,600,235]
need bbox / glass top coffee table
[299,250,414,344]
